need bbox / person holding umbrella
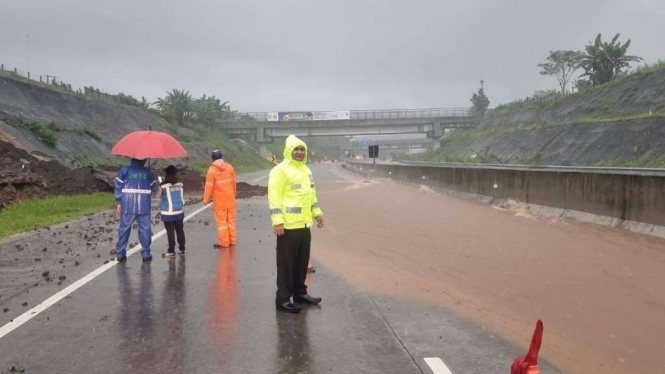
[111,130,188,262]
[114,158,158,262]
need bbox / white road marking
[253,174,269,182]
[0,203,211,340]
[424,357,454,374]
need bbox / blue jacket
[114,159,157,215]
[159,182,185,222]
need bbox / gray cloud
[1,0,663,112]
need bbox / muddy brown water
[311,165,665,374]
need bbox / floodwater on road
[312,164,665,374]
[1,163,663,374]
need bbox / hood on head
[131,158,146,167]
[283,135,307,164]
[212,159,227,171]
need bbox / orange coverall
[203,159,237,247]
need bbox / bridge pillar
[258,143,269,157]
[256,126,267,142]
[433,121,444,138]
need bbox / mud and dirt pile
[236,182,267,199]
[0,140,112,209]
[0,138,267,209]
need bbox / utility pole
[26,34,31,75]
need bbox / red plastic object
[511,320,544,374]
[111,131,187,159]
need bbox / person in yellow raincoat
[269,135,324,314]
[203,150,237,248]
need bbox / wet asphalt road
[0,165,562,374]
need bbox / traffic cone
[511,320,543,374]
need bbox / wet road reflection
[276,312,314,374]
[159,257,186,371]
[117,263,156,372]
[208,247,239,344]
[275,270,315,374]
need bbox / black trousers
[163,221,185,253]
[276,228,311,303]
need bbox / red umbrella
[111,131,187,159]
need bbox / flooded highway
[2,164,663,373]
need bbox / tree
[579,34,642,86]
[155,90,237,127]
[164,89,192,126]
[538,50,584,93]
[191,94,232,126]
[470,80,490,116]
[153,97,172,121]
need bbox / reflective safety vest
[160,182,185,221]
[268,135,323,229]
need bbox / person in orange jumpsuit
[203,150,237,248]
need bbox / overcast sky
[1,0,663,112]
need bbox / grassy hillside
[414,62,665,167]
[0,74,272,175]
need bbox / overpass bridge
[218,108,475,155]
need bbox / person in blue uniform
[114,158,158,262]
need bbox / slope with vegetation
[0,71,272,174]
[416,34,665,167]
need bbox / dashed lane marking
[424,357,454,374]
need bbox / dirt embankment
[0,140,111,209]
[0,138,266,209]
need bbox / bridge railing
[228,108,472,122]
[350,108,471,120]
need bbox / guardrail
[346,160,665,228]
[225,108,473,123]
[399,160,665,177]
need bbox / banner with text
[267,111,350,121]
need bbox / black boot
[276,301,301,314]
[293,294,322,305]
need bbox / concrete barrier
[346,161,665,227]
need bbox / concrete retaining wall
[346,162,665,227]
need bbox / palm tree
[166,89,192,126]
[580,34,642,86]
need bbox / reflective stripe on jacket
[203,159,237,209]
[268,135,323,229]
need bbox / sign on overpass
[268,111,351,121]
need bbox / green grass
[73,154,126,168]
[520,151,544,165]
[590,157,665,168]
[574,111,665,124]
[0,193,115,239]
[163,124,274,175]
[16,118,61,147]
[71,126,103,142]
[632,60,665,75]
